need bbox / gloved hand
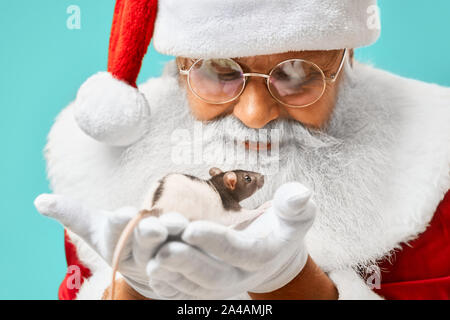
[34,194,189,299]
[146,182,317,299]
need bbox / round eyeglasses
[179,49,347,108]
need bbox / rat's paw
[74,72,150,146]
[259,200,273,211]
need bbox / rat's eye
[244,175,252,183]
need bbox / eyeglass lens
[188,59,245,104]
[188,58,326,107]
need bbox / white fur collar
[307,62,450,270]
[46,61,450,275]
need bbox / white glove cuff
[251,244,309,293]
[123,276,161,300]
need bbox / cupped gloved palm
[146,182,317,299]
[34,194,189,299]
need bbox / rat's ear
[223,172,237,190]
[209,167,223,177]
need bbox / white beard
[46,60,450,274]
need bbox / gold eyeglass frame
[179,48,348,108]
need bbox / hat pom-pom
[73,72,150,146]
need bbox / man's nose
[232,79,280,129]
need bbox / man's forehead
[178,49,342,71]
[234,50,342,67]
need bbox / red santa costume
[43,0,450,300]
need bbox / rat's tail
[109,208,161,300]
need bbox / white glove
[34,194,189,299]
[146,182,316,299]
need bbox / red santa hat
[107,0,157,88]
[74,0,381,146]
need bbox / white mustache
[196,115,343,151]
[169,114,345,180]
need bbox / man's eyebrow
[235,52,340,73]
[234,60,251,71]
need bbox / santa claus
[35,0,450,300]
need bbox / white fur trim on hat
[153,0,381,58]
[74,72,151,147]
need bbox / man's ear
[209,167,223,177]
[223,172,237,190]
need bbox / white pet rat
[109,167,270,299]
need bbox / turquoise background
[0,0,449,299]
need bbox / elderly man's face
[177,50,348,129]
